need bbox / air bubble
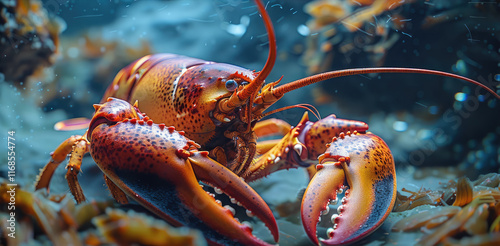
[454,92,467,102]
[393,121,408,132]
[297,24,310,36]
[428,106,438,115]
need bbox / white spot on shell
[330,197,338,205]
[322,206,330,215]
[341,197,347,204]
[327,228,334,238]
[337,205,344,214]
[214,187,223,194]
[246,209,254,217]
[294,144,303,156]
[224,205,235,216]
[242,221,253,230]
[331,214,339,224]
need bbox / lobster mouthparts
[301,132,396,245]
[88,98,278,246]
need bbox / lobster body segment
[101,54,257,147]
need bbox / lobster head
[95,0,283,153]
[101,52,265,148]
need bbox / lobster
[35,0,500,245]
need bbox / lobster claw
[189,152,279,244]
[301,132,396,245]
[88,98,278,246]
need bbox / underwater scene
[1,0,499,245]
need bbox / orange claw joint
[218,0,277,114]
[245,112,369,182]
[87,97,144,141]
[87,98,277,246]
[301,132,396,245]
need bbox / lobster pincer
[301,131,396,246]
[246,113,396,245]
[38,97,279,246]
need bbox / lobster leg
[64,138,89,203]
[104,175,128,204]
[207,118,289,167]
[36,134,90,203]
[35,135,85,192]
[256,139,281,155]
[254,118,292,154]
[254,118,291,138]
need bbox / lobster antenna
[238,0,277,100]
[216,0,277,117]
[272,67,500,99]
[261,104,322,120]
[242,0,276,132]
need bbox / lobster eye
[225,79,238,91]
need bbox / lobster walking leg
[254,118,291,138]
[256,139,281,155]
[104,175,128,204]
[254,118,292,154]
[36,134,89,204]
[64,139,89,203]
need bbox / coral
[93,208,206,246]
[393,173,500,246]
[0,181,111,245]
[0,181,206,245]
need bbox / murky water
[1,0,499,245]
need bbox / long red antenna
[237,0,276,100]
[272,67,500,99]
[217,0,277,116]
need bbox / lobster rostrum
[35,0,500,245]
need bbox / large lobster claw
[301,132,396,245]
[88,98,278,246]
[246,113,396,245]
